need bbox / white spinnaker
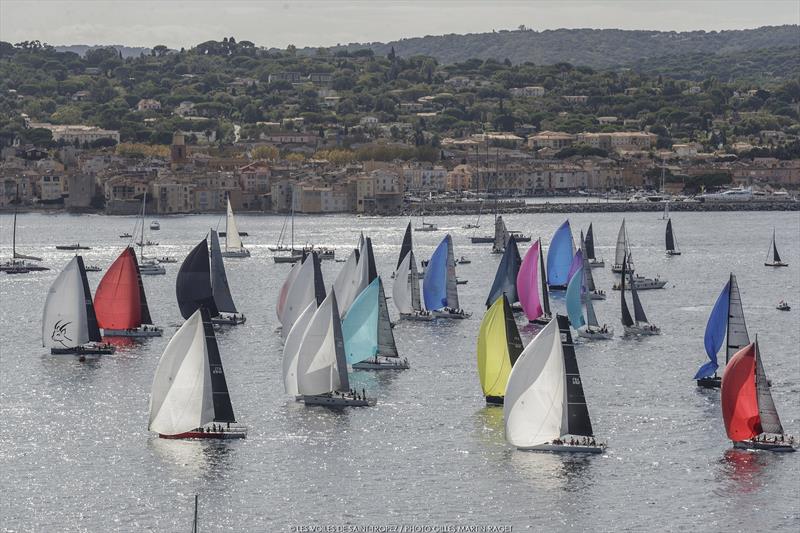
[296,291,339,395]
[503,318,566,448]
[148,310,214,435]
[225,198,244,251]
[333,248,360,315]
[276,260,300,322]
[614,219,626,267]
[282,300,317,396]
[392,252,413,314]
[281,255,316,336]
[42,257,89,349]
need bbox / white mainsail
[614,219,627,268]
[282,300,317,396]
[276,261,301,322]
[42,257,89,349]
[726,274,750,362]
[503,318,566,448]
[148,310,214,435]
[281,255,317,336]
[296,291,348,396]
[392,252,413,315]
[225,198,245,252]
[333,248,360,315]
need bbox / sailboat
[694,274,750,388]
[209,229,246,325]
[463,200,482,229]
[477,294,524,404]
[278,252,326,335]
[491,216,510,254]
[295,290,375,407]
[268,212,292,252]
[504,315,605,453]
[566,263,613,340]
[148,307,246,439]
[94,247,163,337]
[619,253,660,336]
[764,229,788,267]
[415,197,438,232]
[136,191,165,275]
[423,234,471,318]
[42,256,114,355]
[517,238,552,325]
[273,196,299,263]
[721,339,795,452]
[611,219,633,273]
[221,197,250,258]
[546,220,575,290]
[393,250,433,321]
[343,277,409,370]
[337,236,377,317]
[665,218,681,256]
[486,235,521,308]
[580,233,605,300]
[584,223,604,268]
[1,188,48,274]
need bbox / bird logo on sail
[51,320,73,347]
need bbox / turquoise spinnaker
[566,265,585,329]
[342,277,379,364]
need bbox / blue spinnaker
[547,220,574,288]
[342,277,379,364]
[423,236,449,310]
[694,280,730,379]
[566,265,585,329]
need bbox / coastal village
[1,37,798,214]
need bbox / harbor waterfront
[1,210,799,530]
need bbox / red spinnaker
[721,343,761,442]
[94,247,141,330]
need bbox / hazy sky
[1,0,798,49]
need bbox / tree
[252,145,279,160]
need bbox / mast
[12,193,16,259]
[444,234,459,309]
[620,253,634,327]
[726,274,749,363]
[557,315,594,437]
[140,190,147,262]
[538,238,551,315]
[200,307,236,423]
[131,250,153,324]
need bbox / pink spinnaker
[516,240,542,321]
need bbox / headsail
[517,239,543,321]
[566,265,585,329]
[296,290,349,395]
[398,222,412,269]
[409,250,423,312]
[539,239,551,316]
[665,219,676,252]
[342,278,380,364]
[131,252,153,325]
[629,268,649,324]
[477,295,521,398]
[585,293,600,328]
[614,219,627,267]
[42,256,90,349]
[333,247,361,316]
[486,235,521,308]
[210,230,238,314]
[392,252,414,315]
[94,247,141,330]
[567,249,583,283]
[200,307,236,422]
[493,216,509,253]
[225,197,245,252]
[281,252,325,335]
[754,340,783,435]
[377,278,398,357]
[424,234,453,311]
[694,279,730,379]
[277,261,301,321]
[721,343,761,441]
[176,239,218,319]
[546,220,574,288]
[444,234,460,309]
[282,301,317,396]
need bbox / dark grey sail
[398,222,412,269]
[409,250,422,312]
[585,223,596,260]
[130,249,153,324]
[502,295,524,366]
[538,238,551,316]
[365,238,378,284]
[620,254,634,327]
[485,235,522,308]
[580,234,597,292]
[209,230,238,314]
[311,252,326,305]
[557,314,594,437]
[199,307,236,423]
[76,256,103,342]
[377,278,399,357]
[665,219,676,252]
[629,268,649,324]
[726,274,749,363]
[754,339,783,435]
[771,230,782,263]
[176,239,219,319]
[330,292,350,392]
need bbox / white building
[510,86,546,98]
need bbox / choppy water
[1,211,799,532]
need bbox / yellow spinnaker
[477,295,513,397]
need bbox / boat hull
[485,395,504,405]
[529,315,552,325]
[666,251,682,256]
[159,427,247,440]
[400,312,434,322]
[765,262,789,267]
[578,328,614,340]
[299,394,375,407]
[588,259,605,268]
[733,440,796,452]
[102,327,163,337]
[612,280,667,291]
[222,250,251,258]
[623,324,660,336]
[696,376,721,389]
[51,344,115,355]
[211,314,246,325]
[352,358,410,370]
[470,236,494,244]
[273,256,300,264]
[517,443,604,454]
[432,309,472,319]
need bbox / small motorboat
[156,256,177,263]
[613,274,667,291]
[777,301,791,311]
[119,232,132,239]
[139,259,166,275]
[149,220,160,230]
[84,265,102,272]
[456,256,471,265]
[462,223,480,229]
[135,240,159,247]
[456,278,468,285]
[55,243,90,250]
[415,222,438,232]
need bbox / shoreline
[1,200,797,216]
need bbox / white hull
[623,323,660,336]
[222,249,251,258]
[517,443,605,454]
[299,394,375,407]
[432,309,472,319]
[139,266,166,275]
[733,439,796,452]
[400,312,435,322]
[352,357,410,370]
[613,279,667,291]
[583,291,606,301]
[102,326,163,337]
[588,259,605,268]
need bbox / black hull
[51,345,115,355]
[548,285,567,291]
[470,237,494,244]
[485,396,504,405]
[696,377,721,389]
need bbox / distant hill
[54,44,151,58]
[324,26,799,68]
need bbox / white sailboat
[42,256,114,356]
[611,219,633,273]
[278,252,326,338]
[295,290,375,407]
[222,197,251,258]
[504,315,605,453]
[1,188,48,274]
[393,251,433,321]
[580,231,605,300]
[148,308,246,439]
